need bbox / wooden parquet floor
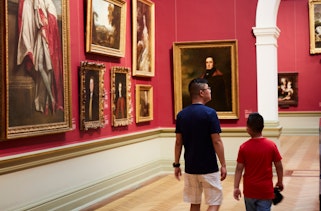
[84,136,320,211]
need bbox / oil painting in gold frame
[79,61,106,130]
[0,0,72,139]
[86,0,127,57]
[111,66,133,126]
[173,40,239,119]
[309,0,321,54]
[135,84,153,123]
[132,0,155,77]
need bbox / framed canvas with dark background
[173,40,239,119]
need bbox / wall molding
[0,127,250,175]
[279,111,321,135]
[279,111,321,117]
[0,112,318,210]
[2,112,318,176]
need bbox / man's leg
[190,203,201,211]
[207,205,220,211]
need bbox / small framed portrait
[79,61,106,130]
[278,72,298,107]
[173,40,239,119]
[86,0,127,57]
[132,0,155,77]
[135,84,153,123]
[111,66,133,126]
[0,0,72,139]
[309,0,321,54]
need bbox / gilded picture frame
[86,0,127,57]
[132,0,155,77]
[0,0,72,139]
[278,72,298,108]
[111,66,132,126]
[309,0,321,54]
[135,84,153,123]
[79,61,106,130]
[173,40,239,119]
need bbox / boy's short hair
[247,112,264,133]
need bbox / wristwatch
[172,162,180,168]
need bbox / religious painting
[278,72,298,107]
[0,0,72,139]
[86,0,126,57]
[309,0,321,54]
[132,0,155,77]
[135,84,153,123]
[79,61,105,130]
[111,66,132,126]
[173,40,239,119]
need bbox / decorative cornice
[252,26,280,46]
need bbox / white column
[253,0,282,140]
[252,27,280,122]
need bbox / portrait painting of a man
[173,40,239,119]
[79,61,105,131]
[111,66,132,127]
[85,72,100,121]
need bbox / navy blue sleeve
[208,110,221,134]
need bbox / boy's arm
[274,160,284,191]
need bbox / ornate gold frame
[309,0,321,54]
[135,84,153,123]
[111,66,133,126]
[132,0,155,77]
[173,40,239,119]
[86,0,127,57]
[79,61,106,130]
[0,0,72,139]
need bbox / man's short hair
[188,78,208,96]
[247,112,264,133]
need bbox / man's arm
[274,160,284,191]
[211,133,227,181]
[233,162,244,200]
[174,133,183,181]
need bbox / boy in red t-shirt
[233,112,284,211]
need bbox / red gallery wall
[1,0,320,157]
[278,0,321,111]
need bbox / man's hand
[220,166,227,181]
[174,167,182,181]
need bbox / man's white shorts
[183,172,223,205]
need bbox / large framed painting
[86,0,127,57]
[278,72,298,108]
[135,84,153,123]
[79,61,105,130]
[0,0,72,139]
[111,66,133,126]
[309,0,321,54]
[132,0,155,77]
[173,40,239,119]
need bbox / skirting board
[24,160,237,211]
[25,160,166,211]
